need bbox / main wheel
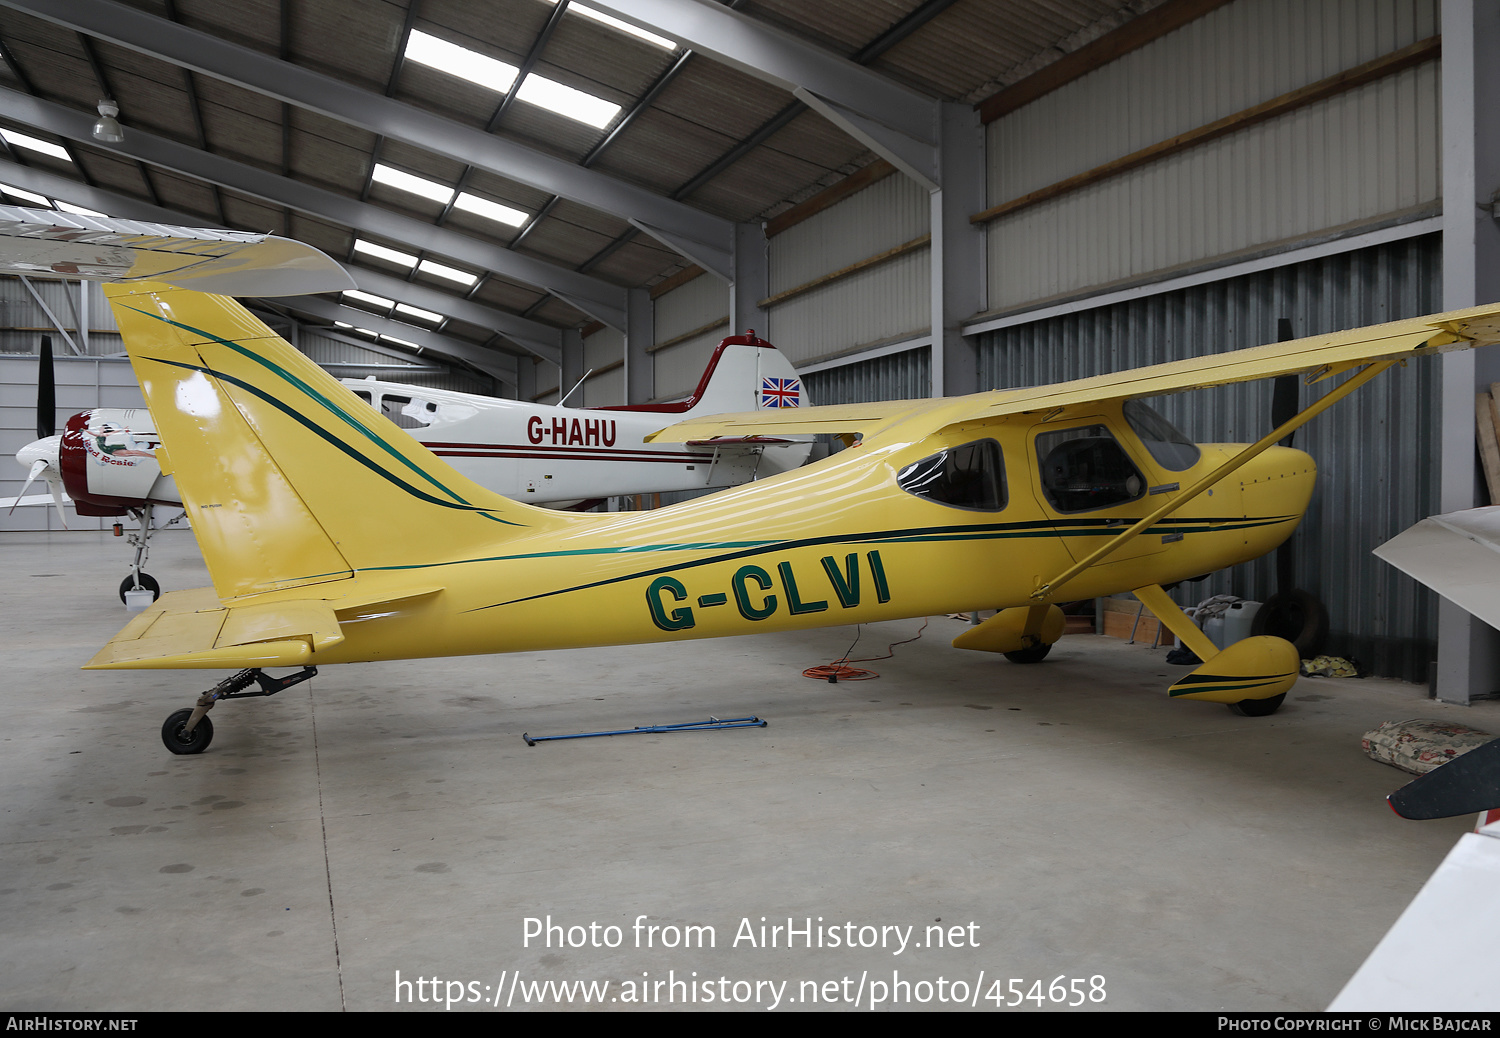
[161,709,213,754]
[1004,642,1053,664]
[119,573,161,603]
[1250,590,1327,657]
[1228,693,1286,717]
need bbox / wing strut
[1030,359,1397,602]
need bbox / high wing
[0,204,353,296]
[648,304,1500,444]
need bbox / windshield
[1123,399,1200,471]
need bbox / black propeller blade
[1271,317,1298,447]
[37,334,54,440]
[1388,737,1500,820]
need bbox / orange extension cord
[803,618,929,681]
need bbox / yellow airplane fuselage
[219,416,1314,667]
[87,283,1320,673]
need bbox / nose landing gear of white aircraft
[161,666,318,754]
[116,504,186,604]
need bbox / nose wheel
[119,572,161,603]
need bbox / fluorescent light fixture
[401,25,621,128]
[0,182,53,207]
[416,259,479,287]
[395,302,443,324]
[404,30,519,93]
[382,334,421,349]
[334,321,353,328]
[515,75,621,128]
[343,289,396,309]
[54,200,107,217]
[352,239,418,268]
[452,192,528,227]
[0,129,71,162]
[563,3,678,49]
[370,163,454,205]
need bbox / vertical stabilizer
[107,282,558,600]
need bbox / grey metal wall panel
[1,277,122,354]
[768,172,929,292]
[767,247,931,366]
[977,232,1442,681]
[582,326,625,407]
[653,329,727,401]
[801,346,930,406]
[653,273,729,343]
[985,0,1440,311]
[766,170,931,365]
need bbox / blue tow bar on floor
[523,716,768,746]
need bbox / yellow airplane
[71,270,1500,754]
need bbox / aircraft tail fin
[106,281,560,601]
[607,332,808,417]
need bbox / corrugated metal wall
[802,347,931,406]
[653,273,729,400]
[985,0,1440,311]
[767,172,930,364]
[582,325,625,406]
[978,233,1442,681]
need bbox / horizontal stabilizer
[1388,737,1500,819]
[83,583,443,670]
[648,400,929,444]
[0,204,353,295]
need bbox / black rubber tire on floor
[1227,693,1286,717]
[1004,643,1053,664]
[119,573,161,603]
[161,708,213,754]
[1250,590,1328,657]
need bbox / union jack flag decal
[760,377,801,409]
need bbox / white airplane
[0,205,812,600]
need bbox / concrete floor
[1,530,1494,1013]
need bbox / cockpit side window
[1036,424,1145,513]
[896,439,1007,511]
[378,394,439,429]
[1123,399,1201,471]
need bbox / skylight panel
[0,182,53,207]
[395,302,443,324]
[452,192,528,227]
[563,3,678,50]
[343,289,396,310]
[352,239,418,268]
[52,201,106,217]
[0,129,71,162]
[382,334,421,349]
[515,75,621,129]
[404,30,519,93]
[416,259,479,287]
[370,164,454,205]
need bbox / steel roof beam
[1,0,734,273]
[586,0,940,188]
[259,294,519,385]
[0,88,625,333]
